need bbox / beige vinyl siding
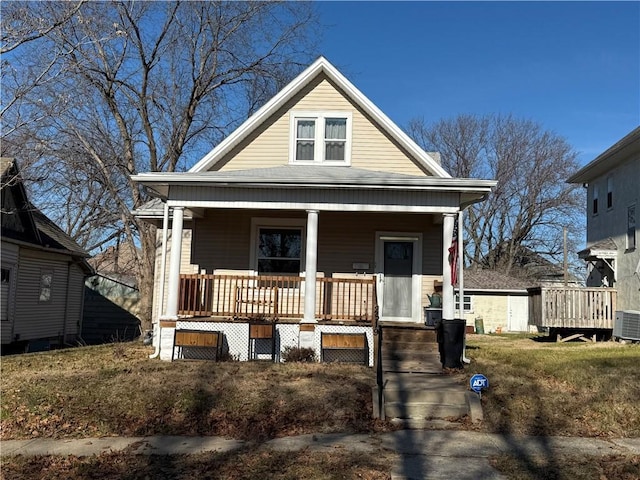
[216,74,428,176]
[1,241,19,344]
[11,249,83,342]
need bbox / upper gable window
[290,112,351,165]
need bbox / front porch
[158,273,378,363]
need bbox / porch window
[455,293,473,313]
[290,111,351,164]
[258,228,302,275]
[628,204,636,251]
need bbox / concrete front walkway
[2,430,639,480]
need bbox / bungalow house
[1,158,93,352]
[567,126,640,312]
[132,57,497,362]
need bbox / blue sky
[317,1,639,166]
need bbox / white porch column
[442,213,456,320]
[303,209,319,323]
[164,206,185,319]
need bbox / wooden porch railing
[178,274,378,322]
[528,287,617,329]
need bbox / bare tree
[408,114,583,278]
[2,1,319,330]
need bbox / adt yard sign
[470,374,489,393]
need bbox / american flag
[448,216,458,286]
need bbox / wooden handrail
[178,274,377,322]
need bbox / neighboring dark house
[83,244,141,344]
[1,158,93,352]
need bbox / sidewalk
[2,430,640,480]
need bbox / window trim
[606,175,613,210]
[454,293,473,313]
[289,111,352,165]
[592,184,599,216]
[250,217,306,276]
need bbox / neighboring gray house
[568,127,640,311]
[1,158,92,352]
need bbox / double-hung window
[291,112,351,164]
[257,228,302,275]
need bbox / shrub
[282,346,316,363]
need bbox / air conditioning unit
[613,310,640,341]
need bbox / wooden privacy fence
[178,274,377,322]
[528,287,617,329]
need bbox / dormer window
[290,111,351,165]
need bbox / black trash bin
[441,319,466,369]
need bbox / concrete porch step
[381,329,438,343]
[381,340,440,352]
[384,401,468,420]
[383,387,468,405]
[382,349,441,362]
[381,357,442,373]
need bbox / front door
[382,241,413,318]
[376,233,422,322]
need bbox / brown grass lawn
[1,343,382,441]
[2,338,640,479]
[464,334,640,438]
[2,335,640,442]
[490,454,640,480]
[0,450,394,480]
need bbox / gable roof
[189,57,451,178]
[461,269,534,292]
[1,158,91,267]
[568,126,640,184]
[1,157,42,245]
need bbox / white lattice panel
[164,321,373,366]
[316,324,374,366]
